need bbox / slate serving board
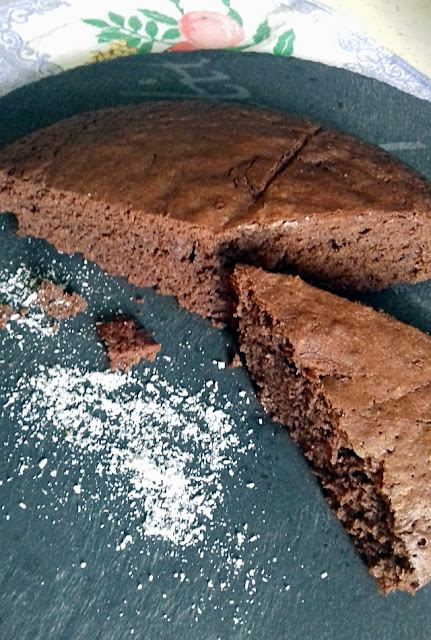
[1,52,431,640]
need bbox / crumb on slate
[0,304,13,330]
[36,281,87,319]
[97,316,161,372]
[227,353,242,369]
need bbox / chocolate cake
[36,281,87,319]
[97,316,160,371]
[232,265,431,594]
[1,101,431,324]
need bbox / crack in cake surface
[1,101,431,324]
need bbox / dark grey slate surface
[0,52,431,640]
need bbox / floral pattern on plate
[0,0,430,102]
[83,1,295,61]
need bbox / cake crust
[233,265,431,593]
[1,101,431,323]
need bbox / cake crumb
[36,281,87,319]
[0,304,13,329]
[97,316,160,371]
[227,353,242,369]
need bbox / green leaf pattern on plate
[97,29,126,44]
[227,8,243,27]
[163,27,180,40]
[82,19,110,29]
[137,41,153,54]
[145,20,158,38]
[108,11,125,27]
[138,9,178,26]
[252,20,271,45]
[273,29,295,57]
[128,15,143,32]
[83,2,295,60]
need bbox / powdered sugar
[0,263,250,555]
[0,264,36,308]
[0,264,56,337]
[0,254,320,632]
[4,363,245,547]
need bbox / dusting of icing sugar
[0,264,55,338]
[0,265,35,307]
[4,364,246,547]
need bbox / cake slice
[1,101,431,324]
[232,265,431,593]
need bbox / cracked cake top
[2,101,430,233]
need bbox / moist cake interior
[235,284,420,594]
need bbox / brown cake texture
[227,353,242,369]
[36,281,87,319]
[0,304,13,329]
[97,316,160,371]
[232,265,431,594]
[0,101,430,324]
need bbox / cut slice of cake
[232,265,431,594]
[97,316,160,371]
[1,101,431,324]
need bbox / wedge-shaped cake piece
[232,265,431,594]
[1,101,431,324]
